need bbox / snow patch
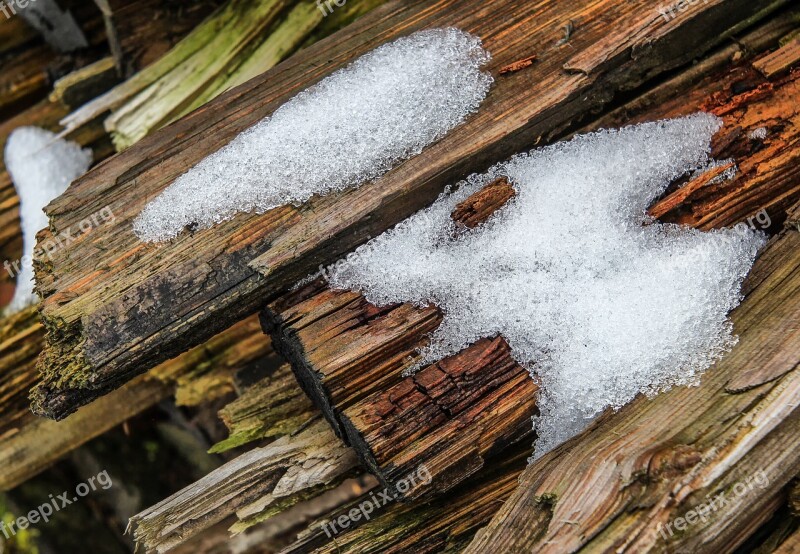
[4,126,92,312]
[326,113,765,458]
[134,28,493,242]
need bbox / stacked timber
[0,0,799,553]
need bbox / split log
[32,0,788,420]
[128,420,359,554]
[464,228,800,553]
[0,315,271,490]
[263,177,536,499]
[282,445,529,554]
[262,28,800,502]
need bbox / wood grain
[32,0,786,419]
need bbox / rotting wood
[0,315,271,491]
[31,0,789,420]
[129,420,358,554]
[462,229,800,553]
[262,180,533,499]
[262,35,800,501]
[754,36,800,77]
[209,363,316,454]
[450,175,515,230]
[282,445,530,554]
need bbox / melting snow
[326,113,765,458]
[4,126,92,312]
[134,28,493,242]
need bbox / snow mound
[134,28,493,242]
[4,126,92,312]
[327,113,765,458]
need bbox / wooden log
[263,177,535,499]
[128,420,359,554]
[262,31,800,502]
[462,229,800,553]
[282,445,529,554]
[31,0,786,419]
[0,315,271,490]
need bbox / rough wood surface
[754,36,800,77]
[209,362,316,454]
[464,229,800,553]
[283,446,529,554]
[31,0,786,419]
[129,420,358,554]
[262,35,800,503]
[0,315,271,490]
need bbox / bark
[31,0,786,419]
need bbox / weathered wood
[450,175,515,230]
[341,336,536,499]
[754,36,800,77]
[463,229,800,553]
[283,445,529,554]
[129,420,359,554]
[209,362,316,454]
[32,0,786,419]
[262,35,800,502]
[107,0,387,151]
[0,315,271,490]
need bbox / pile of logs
[1,0,799,552]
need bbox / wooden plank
[32,0,788,419]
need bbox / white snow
[747,127,767,140]
[326,113,765,458]
[134,28,493,242]
[4,126,92,312]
